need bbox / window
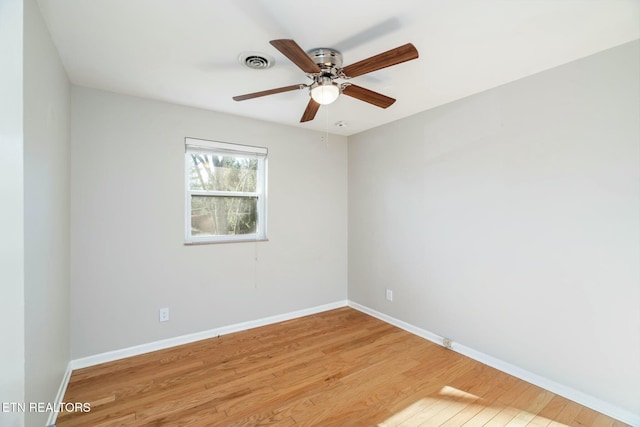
[185,138,267,244]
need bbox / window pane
[191,196,257,236]
[188,153,257,192]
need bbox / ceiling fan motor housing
[307,48,343,71]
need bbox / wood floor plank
[482,383,532,427]
[299,355,425,425]
[526,395,569,427]
[505,388,555,426]
[56,307,629,427]
[548,400,586,427]
[440,369,517,426]
[571,405,601,426]
[591,410,627,427]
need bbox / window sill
[184,238,269,246]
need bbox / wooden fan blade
[342,84,396,108]
[233,84,303,101]
[270,39,321,74]
[300,98,320,122]
[342,43,418,78]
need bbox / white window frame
[185,137,268,244]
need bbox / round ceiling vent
[238,51,274,70]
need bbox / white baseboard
[46,362,73,427]
[69,300,348,370]
[348,301,639,427]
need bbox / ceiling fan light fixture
[310,78,340,105]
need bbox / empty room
[1,0,639,426]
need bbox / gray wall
[0,0,26,426]
[23,0,71,425]
[70,87,348,358]
[348,40,639,414]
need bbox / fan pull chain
[325,104,330,148]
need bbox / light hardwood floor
[57,308,627,426]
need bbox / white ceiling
[37,0,639,136]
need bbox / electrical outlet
[443,338,453,350]
[159,307,169,322]
[385,289,393,301]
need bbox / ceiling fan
[232,39,419,123]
